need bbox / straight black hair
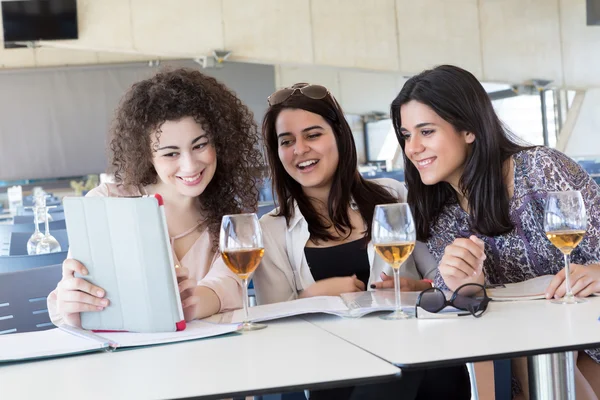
[263,89,399,243]
[390,65,532,240]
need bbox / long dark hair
[262,89,398,243]
[390,65,531,241]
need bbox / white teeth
[298,160,318,168]
[418,159,433,166]
[179,172,201,182]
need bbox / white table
[304,297,600,399]
[0,318,400,400]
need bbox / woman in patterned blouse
[390,65,600,399]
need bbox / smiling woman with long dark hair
[253,83,471,400]
[391,64,600,399]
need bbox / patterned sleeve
[533,147,600,265]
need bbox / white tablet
[63,194,185,333]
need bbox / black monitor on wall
[1,0,78,45]
[588,0,600,25]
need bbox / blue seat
[9,229,69,256]
[0,220,67,256]
[12,212,65,225]
[0,251,68,274]
[0,219,67,235]
[0,264,62,334]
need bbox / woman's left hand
[545,263,600,299]
[176,266,201,321]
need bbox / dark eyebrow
[415,122,434,129]
[156,134,207,151]
[400,122,434,132]
[191,134,208,145]
[277,125,324,139]
[301,125,324,132]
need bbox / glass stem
[564,253,574,299]
[393,267,401,311]
[242,278,249,324]
[33,207,40,233]
[44,207,50,236]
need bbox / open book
[205,291,426,324]
[486,275,555,301]
[487,275,600,301]
[0,321,239,364]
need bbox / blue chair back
[0,251,68,274]
[0,264,62,334]
[16,205,64,216]
[13,212,65,225]
[258,203,276,218]
[22,194,59,207]
[9,230,69,256]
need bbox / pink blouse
[47,183,242,325]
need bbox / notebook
[0,321,239,364]
[63,195,185,333]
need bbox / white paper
[0,328,104,363]
[487,275,555,301]
[97,320,240,347]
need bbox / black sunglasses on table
[415,283,490,318]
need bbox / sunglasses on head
[267,83,329,106]
[415,283,490,318]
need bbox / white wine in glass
[544,191,587,304]
[220,213,267,331]
[372,203,416,320]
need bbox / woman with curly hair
[47,68,263,327]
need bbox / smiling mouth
[414,157,436,169]
[296,159,319,170]
[177,171,203,182]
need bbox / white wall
[0,0,599,88]
[0,61,275,181]
[563,89,600,158]
[276,65,406,115]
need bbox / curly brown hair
[109,67,263,249]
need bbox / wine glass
[220,213,266,331]
[372,203,416,320]
[544,191,587,304]
[35,206,62,254]
[26,206,45,255]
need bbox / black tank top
[304,237,370,287]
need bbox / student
[391,64,600,399]
[48,68,263,327]
[253,83,471,400]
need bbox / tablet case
[63,194,186,333]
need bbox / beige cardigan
[253,178,437,305]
